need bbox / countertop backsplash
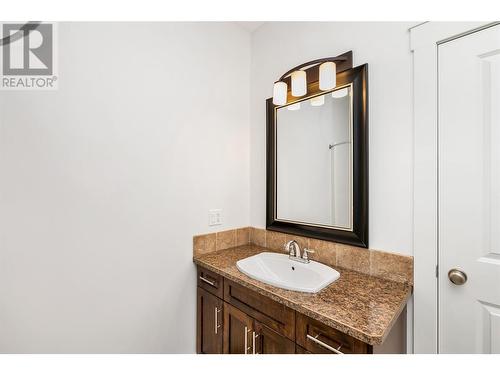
[193,227,413,286]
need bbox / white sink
[236,252,340,293]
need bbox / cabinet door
[196,287,223,354]
[254,321,295,354]
[223,303,254,354]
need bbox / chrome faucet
[284,240,315,264]
[284,240,301,258]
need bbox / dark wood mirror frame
[266,63,369,248]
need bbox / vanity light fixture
[271,51,352,106]
[291,70,307,96]
[272,81,288,105]
[319,62,336,90]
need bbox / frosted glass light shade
[287,102,301,111]
[319,62,336,90]
[331,87,349,98]
[272,81,288,105]
[291,70,307,97]
[310,95,325,106]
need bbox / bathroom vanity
[194,54,410,354]
[194,243,411,354]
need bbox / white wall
[0,22,250,353]
[250,22,415,256]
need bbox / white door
[439,24,500,353]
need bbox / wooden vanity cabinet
[222,303,295,354]
[254,320,295,354]
[197,267,223,298]
[295,344,312,354]
[295,312,372,354]
[196,266,373,354]
[223,279,295,341]
[196,287,223,354]
[223,302,253,354]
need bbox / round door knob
[448,269,467,285]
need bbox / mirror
[276,86,352,230]
[267,64,368,247]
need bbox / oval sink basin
[236,252,340,293]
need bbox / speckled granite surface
[193,244,412,346]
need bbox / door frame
[410,21,500,354]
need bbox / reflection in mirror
[275,85,352,230]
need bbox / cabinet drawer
[296,313,371,354]
[223,280,295,341]
[197,266,223,299]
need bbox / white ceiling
[234,22,265,33]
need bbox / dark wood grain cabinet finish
[197,287,223,354]
[295,313,372,354]
[196,266,373,355]
[295,344,312,354]
[222,303,295,354]
[197,267,223,299]
[224,279,295,341]
[223,302,254,354]
[254,320,295,354]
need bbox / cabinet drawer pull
[244,326,252,354]
[306,334,344,354]
[199,276,216,287]
[214,307,221,334]
[252,332,260,354]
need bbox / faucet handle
[302,248,315,262]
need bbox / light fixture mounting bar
[278,51,353,81]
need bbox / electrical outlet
[208,209,223,226]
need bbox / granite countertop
[193,244,412,346]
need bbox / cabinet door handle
[244,326,252,354]
[214,307,221,334]
[252,332,260,354]
[199,276,216,286]
[306,334,344,354]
